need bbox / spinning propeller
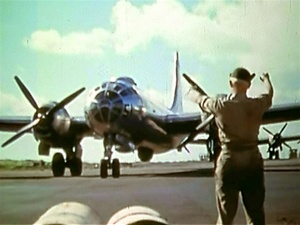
[262,123,292,150]
[177,74,214,152]
[1,76,85,147]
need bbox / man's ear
[229,80,233,87]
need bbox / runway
[0,160,300,224]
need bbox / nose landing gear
[100,136,121,178]
[100,157,120,179]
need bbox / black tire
[112,158,120,178]
[100,159,108,178]
[52,153,65,177]
[69,157,82,176]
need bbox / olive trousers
[215,148,265,225]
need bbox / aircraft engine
[51,108,71,135]
[1,76,85,148]
[138,147,153,162]
[32,102,71,138]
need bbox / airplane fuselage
[84,77,183,155]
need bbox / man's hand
[260,73,270,82]
[260,72,273,97]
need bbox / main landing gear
[268,147,280,160]
[51,152,82,177]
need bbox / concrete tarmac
[0,160,300,224]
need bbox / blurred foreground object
[34,202,101,225]
[34,202,168,225]
[107,205,168,225]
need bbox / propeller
[262,123,292,150]
[177,73,214,152]
[1,76,85,147]
[183,73,207,96]
[177,114,214,152]
[14,76,39,110]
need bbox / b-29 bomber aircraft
[1,52,300,178]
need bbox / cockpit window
[120,89,130,96]
[117,77,137,86]
[114,84,123,92]
[100,78,138,97]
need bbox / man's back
[214,93,272,145]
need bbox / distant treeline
[0,160,51,170]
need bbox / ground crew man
[187,68,273,225]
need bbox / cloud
[23,0,299,101]
[0,91,33,115]
[24,28,112,55]
[24,0,250,57]
[24,0,298,64]
[0,90,49,116]
[112,0,250,56]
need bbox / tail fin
[170,52,183,114]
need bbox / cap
[229,67,255,83]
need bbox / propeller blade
[1,118,40,147]
[183,73,207,96]
[262,127,274,136]
[279,123,288,135]
[14,76,39,110]
[282,141,292,150]
[195,114,214,131]
[177,114,214,150]
[47,87,85,115]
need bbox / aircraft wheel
[52,153,65,177]
[112,158,120,178]
[100,159,108,179]
[69,157,82,176]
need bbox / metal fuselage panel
[84,77,185,153]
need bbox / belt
[221,142,258,151]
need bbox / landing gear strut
[268,147,280,160]
[100,135,121,178]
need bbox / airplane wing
[258,135,300,145]
[0,116,32,132]
[69,116,94,137]
[149,102,300,136]
[262,103,300,124]
[149,112,203,134]
[0,116,92,137]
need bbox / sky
[0,0,299,162]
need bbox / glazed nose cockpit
[87,77,138,124]
[93,90,124,123]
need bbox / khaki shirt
[197,92,272,147]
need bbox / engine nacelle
[138,147,153,162]
[114,134,135,153]
[52,108,71,135]
[38,142,50,156]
